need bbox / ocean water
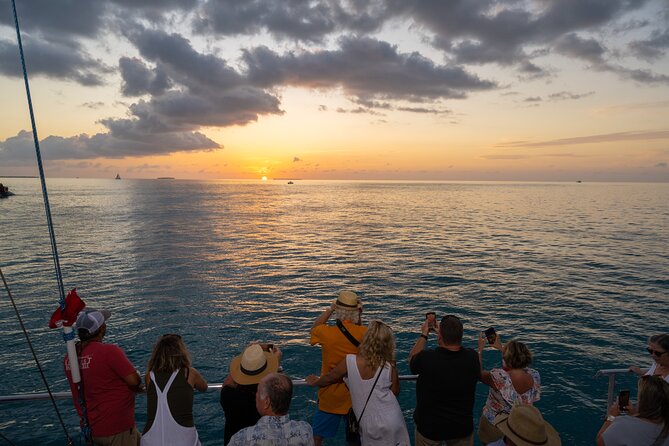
[0,178,667,445]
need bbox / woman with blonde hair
[597,375,669,446]
[141,334,208,446]
[306,320,410,446]
[477,334,541,446]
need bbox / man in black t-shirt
[409,314,481,446]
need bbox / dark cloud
[524,96,542,103]
[0,128,219,163]
[0,36,110,85]
[0,0,105,38]
[629,29,669,60]
[242,36,496,106]
[293,157,302,162]
[656,162,667,167]
[119,57,171,96]
[414,0,658,80]
[555,34,607,64]
[194,0,402,42]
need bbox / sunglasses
[647,348,667,356]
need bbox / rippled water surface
[0,178,667,445]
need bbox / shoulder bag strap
[357,362,385,424]
[336,319,360,347]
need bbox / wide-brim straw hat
[494,404,561,446]
[335,290,359,310]
[229,344,279,385]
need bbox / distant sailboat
[115,173,121,180]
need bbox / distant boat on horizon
[287,181,294,184]
[115,173,121,180]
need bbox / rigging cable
[0,430,17,446]
[10,0,88,444]
[0,268,72,445]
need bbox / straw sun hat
[494,404,561,446]
[229,344,279,385]
[335,290,359,310]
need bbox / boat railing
[0,375,420,403]
[595,368,634,413]
[0,370,633,412]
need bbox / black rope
[10,0,67,310]
[0,430,17,446]
[0,268,73,445]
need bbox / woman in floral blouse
[477,335,541,446]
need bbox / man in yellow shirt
[310,291,367,446]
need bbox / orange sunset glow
[1,1,668,182]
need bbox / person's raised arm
[478,332,494,387]
[305,357,347,387]
[311,300,337,332]
[596,402,621,446]
[408,319,430,365]
[188,367,208,392]
[628,366,648,376]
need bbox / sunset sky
[1,0,668,181]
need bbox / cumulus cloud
[0,36,110,85]
[0,128,219,162]
[119,57,171,96]
[194,0,401,42]
[242,36,496,106]
[629,29,669,60]
[1,0,667,166]
[555,34,607,64]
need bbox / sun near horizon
[0,2,668,183]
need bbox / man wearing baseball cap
[64,309,143,445]
[309,290,367,445]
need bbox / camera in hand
[484,327,497,344]
[425,312,437,331]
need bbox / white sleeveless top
[344,355,410,446]
[141,370,201,446]
[645,363,669,383]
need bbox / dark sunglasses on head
[647,348,667,356]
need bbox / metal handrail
[595,368,635,412]
[0,375,419,403]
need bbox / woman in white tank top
[306,320,410,446]
[141,334,208,446]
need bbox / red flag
[49,288,86,329]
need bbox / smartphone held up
[484,327,497,345]
[425,312,437,332]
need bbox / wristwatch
[606,415,616,422]
[420,334,428,340]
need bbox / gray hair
[335,307,359,323]
[259,373,293,415]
